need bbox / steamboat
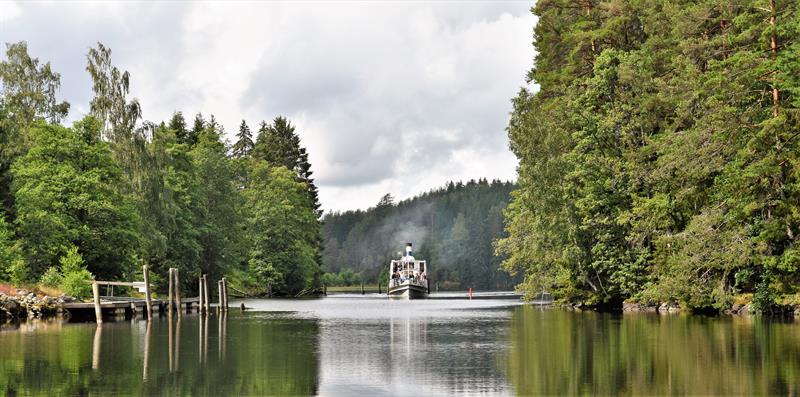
[387,243,429,299]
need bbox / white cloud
[1,1,536,212]
[0,1,22,23]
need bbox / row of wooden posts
[91,265,229,324]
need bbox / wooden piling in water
[198,276,204,314]
[143,265,153,319]
[217,280,223,314]
[203,274,210,314]
[221,277,228,312]
[174,268,182,318]
[168,268,174,318]
[92,281,102,324]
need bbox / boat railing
[388,277,428,289]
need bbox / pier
[63,266,229,323]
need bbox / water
[1,294,799,396]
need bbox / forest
[0,42,322,297]
[321,179,520,290]
[498,0,800,311]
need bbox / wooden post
[378,282,381,294]
[323,283,327,296]
[174,268,182,318]
[198,276,204,314]
[361,282,365,295]
[203,274,210,314]
[268,283,273,298]
[143,265,153,319]
[217,280,223,314]
[92,281,102,324]
[222,277,228,312]
[168,268,174,318]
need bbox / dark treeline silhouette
[322,179,520,290]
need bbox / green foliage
[1,41,321,297]
[38,266,61,288]
[243,164,320,295]
[11,118,140,281]
[57,246,93,299]
[37,247,93,299]
[501,0,800,310]
[321,269,362,287]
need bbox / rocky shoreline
[0,291,75,320]
[620,301,800,316]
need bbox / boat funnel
[405,243,413,258]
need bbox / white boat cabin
[388,243,428,291]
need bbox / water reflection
[1,314,319,396]
[317,315,511,396]
[3,300,800,395]
[505,306,800,395]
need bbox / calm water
[1,294,799,396]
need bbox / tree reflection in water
[505,306,800,395]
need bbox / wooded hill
[322,179,520,290]
[499,1,800,312]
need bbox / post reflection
[91,325,101,370]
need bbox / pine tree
[232,120,254,158]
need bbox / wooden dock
[67,266,229,323]
[63,297,205,321]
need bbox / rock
[739,304,751,316]
[623,302,658,313]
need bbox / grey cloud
[1,1,533,211]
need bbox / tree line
[498,1,800,311]
[322,179,520,290]
[0,41,322,297]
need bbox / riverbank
[616,298,800,317]
[0,290,71,320]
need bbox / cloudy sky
[1,1,536,212]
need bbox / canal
[1,294,798,395]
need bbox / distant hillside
[321,179,520,290]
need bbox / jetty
[62,265,230,323]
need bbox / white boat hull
[388,283,428,299]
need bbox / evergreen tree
[168,111,188,145]
[499,0,800,310]
[232,120,254,158]
[254,116,321,215]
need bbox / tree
[232,120,254,158]
[168,111,188,144]
[191,126,245,284]
[12,118,140,280]
[499,0,800,310]
[0,211,23,282]
[254,116,321,215]
[0,42,70,215]
[0,41,70,130]
[86,42,141,143]
[243,165,320,295]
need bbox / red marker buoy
[469,287,472,301]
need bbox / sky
[0,1,536,213]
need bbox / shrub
[56,247,93,300]
[39,267,62,288]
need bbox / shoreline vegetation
[0,41,324,305]
[498,1,800,315]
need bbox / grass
[325,284,381,293]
